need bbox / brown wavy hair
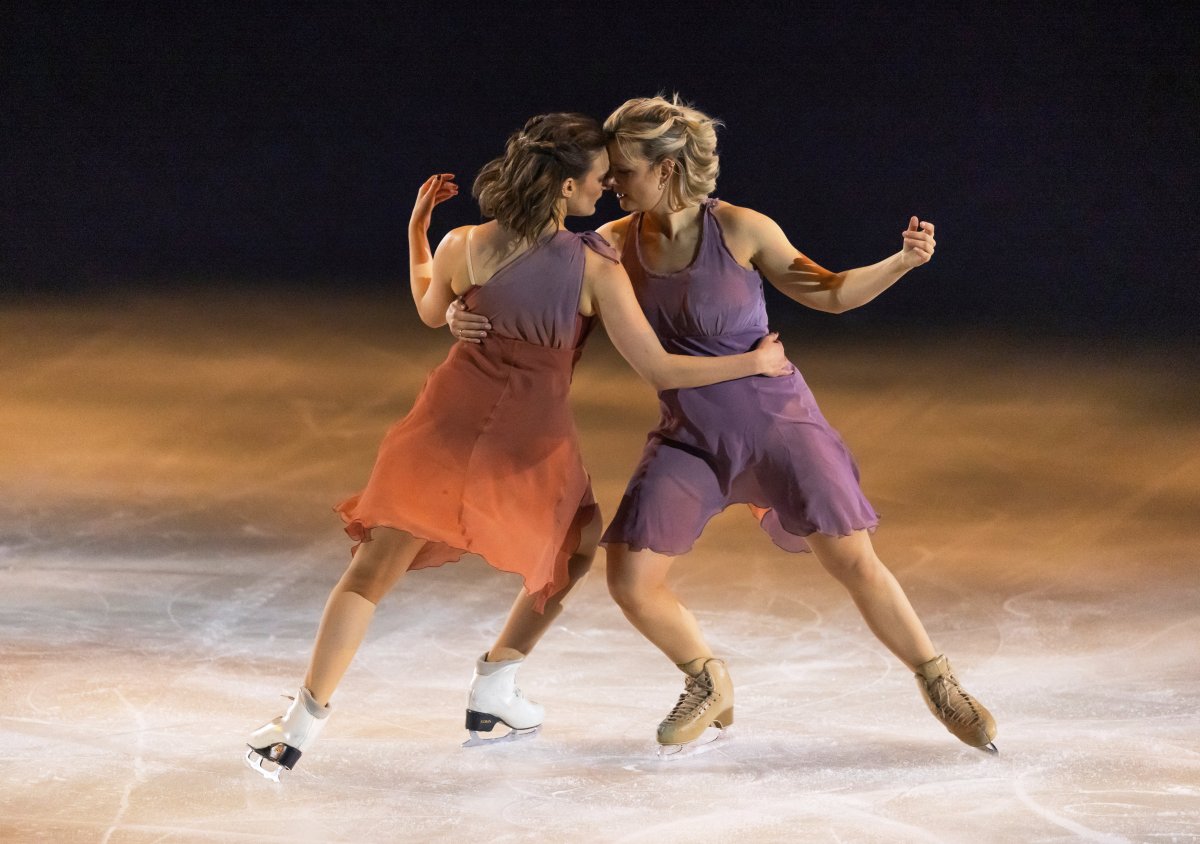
[473,113,608,243]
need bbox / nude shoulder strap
[465,226,478,287]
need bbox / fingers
[902,222,936,264]
[448,296,491,344]
[902,232,936,248]
[420,173,458,198]
[433,173,459,204]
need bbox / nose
[602,173,615,190]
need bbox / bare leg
[805,529,937,670]
[488,509,602,661]
[606,543,713,666]
[304,526,425,705]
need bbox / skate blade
[244,748,284,783]
[978,741,999,756]
[656,725,733,760]
[461,725,541,748]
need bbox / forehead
[605,140,646,168]
[593,148,610,171]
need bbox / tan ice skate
[914,654,998,754]
[656,657,734,758]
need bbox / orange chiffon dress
[335,230,617,610]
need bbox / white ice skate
[462,653,543,748]
[244,686,330,782]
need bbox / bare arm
[409,173,461,327]
[743,207,937,314]
[581,249,790,391]
[595,216,632,255]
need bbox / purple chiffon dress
[600,199,879,556]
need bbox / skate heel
[465,709,499,733]
[244,743,302,783]
[712,706,734,728]
[260,743,302,770]
[462,710,541,748]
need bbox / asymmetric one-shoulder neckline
[467,228,571,289]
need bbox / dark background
[3,2,1197,341]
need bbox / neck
[495,220,563,251]
[642,202,702,239]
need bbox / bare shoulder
[711,200,776,238]
[583,241,625,279]
[596,214,635,251]
[435,224,473,256]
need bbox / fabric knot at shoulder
[577,231,621,264]
[701,196,719,210]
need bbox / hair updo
[473,113,608,243]
[604,94,722,210]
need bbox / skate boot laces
[663,672,715,725]
[926,672,985,728]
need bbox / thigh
[606,441,727,558]
[339,526,426,602]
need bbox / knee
[338,557,390,605]
[566,548,595,583]
[606,558,653,615]
[338,531,414,604]
[822,549,884,587]
[568,508,602,583]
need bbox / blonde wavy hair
[604,94,722,210]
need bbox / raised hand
[411,173,458,234]
[900,216,936,268]
[446,298,492,344]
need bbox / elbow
[646,372,671,392]
[417,310,445,329]
[825,294,854,315]
[825,273,852,313]
[645,364,673,392]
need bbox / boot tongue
[677,657,710,677]
[916,655,949,683]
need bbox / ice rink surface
[1,292,1197,843]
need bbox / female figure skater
[450,97,997,757]
[244,112,790,780]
